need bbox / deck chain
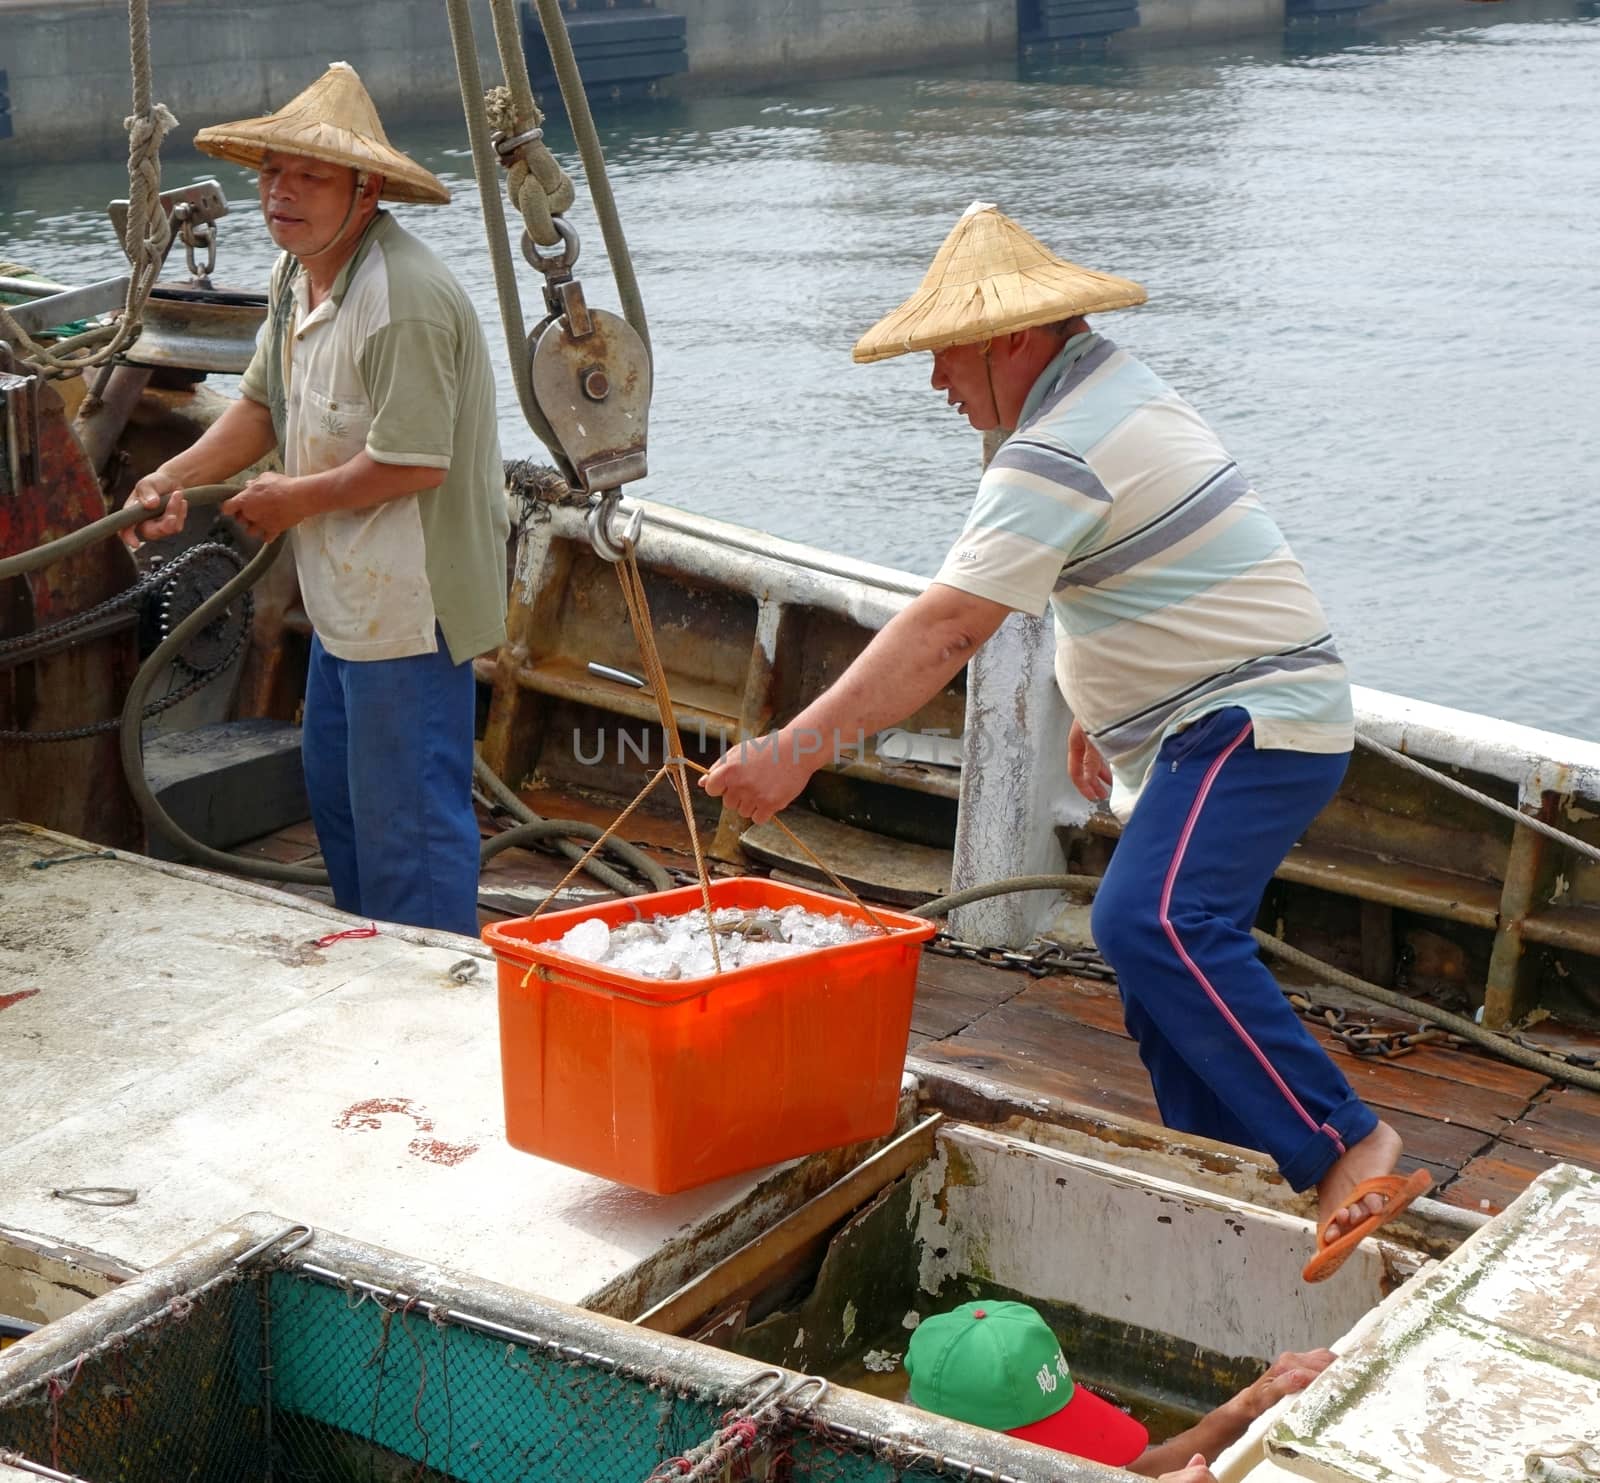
[1284,994,1470,1060]
[1511,1033,1600,1072]
[0,541,251,743]
[927,932,1118,981]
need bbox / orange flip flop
[1302,1168,1433,1283]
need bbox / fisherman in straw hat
[704,203,1430,1283]
[123,63,509,937]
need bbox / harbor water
[2,0,1596,737]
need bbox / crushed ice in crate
[559,916,611,962]
[551,903,879,979]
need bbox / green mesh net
[0,1266,976,1483]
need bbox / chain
[0,541,250,743]
[927,931,1118,981]
[1511,1032,1600,1072]
[1282,992,1468,1060]
[177,206,216,282]
[0,637,244,743]
[0,540,239,657]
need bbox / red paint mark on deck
[337,1096,426,1132]
[335,1097,478,1166]
[0,989,40,1012]
[409,1137,479,1167]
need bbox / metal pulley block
[524,220,651,497]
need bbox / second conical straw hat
[852,203,1146,365]
[194,62,449,206]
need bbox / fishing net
[0,1264,979,1483]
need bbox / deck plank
[1446,1148,1561,1217]
[921,1000,1163,1123]
[917,950,1030,1009]
[233,833,321,864]
[1315,1035,1552,1101]
[933,965,1537,1135]
[914,1034,1165,1126]
[1299,1049,1527,1135]
[982,964,1553,1103]
[910,953,1029,1037]
[1499,1085,1600,1164]
[1005,974,1131,1037]
[1377,1106,1496,1172]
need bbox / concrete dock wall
[0,0,1509,166]
[0,0,506,165]
[653,0,1016,84]
[3,0,1013,163]
[1135,0,1286,43]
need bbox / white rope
[0,0,174,379]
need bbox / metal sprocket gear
[156,542,249,674]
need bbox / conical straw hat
[194,62,449,206]
[852,202,1146,364]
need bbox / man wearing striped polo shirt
[703,203,1430,1282]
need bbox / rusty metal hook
[586,491,642,563]
[776,1374,830,1415]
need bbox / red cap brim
[1004,1382,1148,1467]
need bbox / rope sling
[444,0,896,965]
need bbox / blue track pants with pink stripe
[1090,706,1375,1192]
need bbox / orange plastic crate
[482,878,937,1194]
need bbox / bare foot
[1316,1121,1403,1238]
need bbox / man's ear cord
[301,169,372,259]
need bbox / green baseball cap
[905,1300,1148,1466]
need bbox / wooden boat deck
[240,786,1600,1223]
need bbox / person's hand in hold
[221,471,311,544]
[120,469,188,550]
[1068,717,1111,801]
[1158,1456,1218,1482]
[700,729,822,825]
[1218,1349,1335,1427]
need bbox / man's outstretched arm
[699,582,1012,824]
[1130,1350,1335,1478]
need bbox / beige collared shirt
[241,213,508,664]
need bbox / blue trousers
[303,632,481,938]
[1090,708,1375,1191]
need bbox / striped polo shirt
[935,332,1353,792]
